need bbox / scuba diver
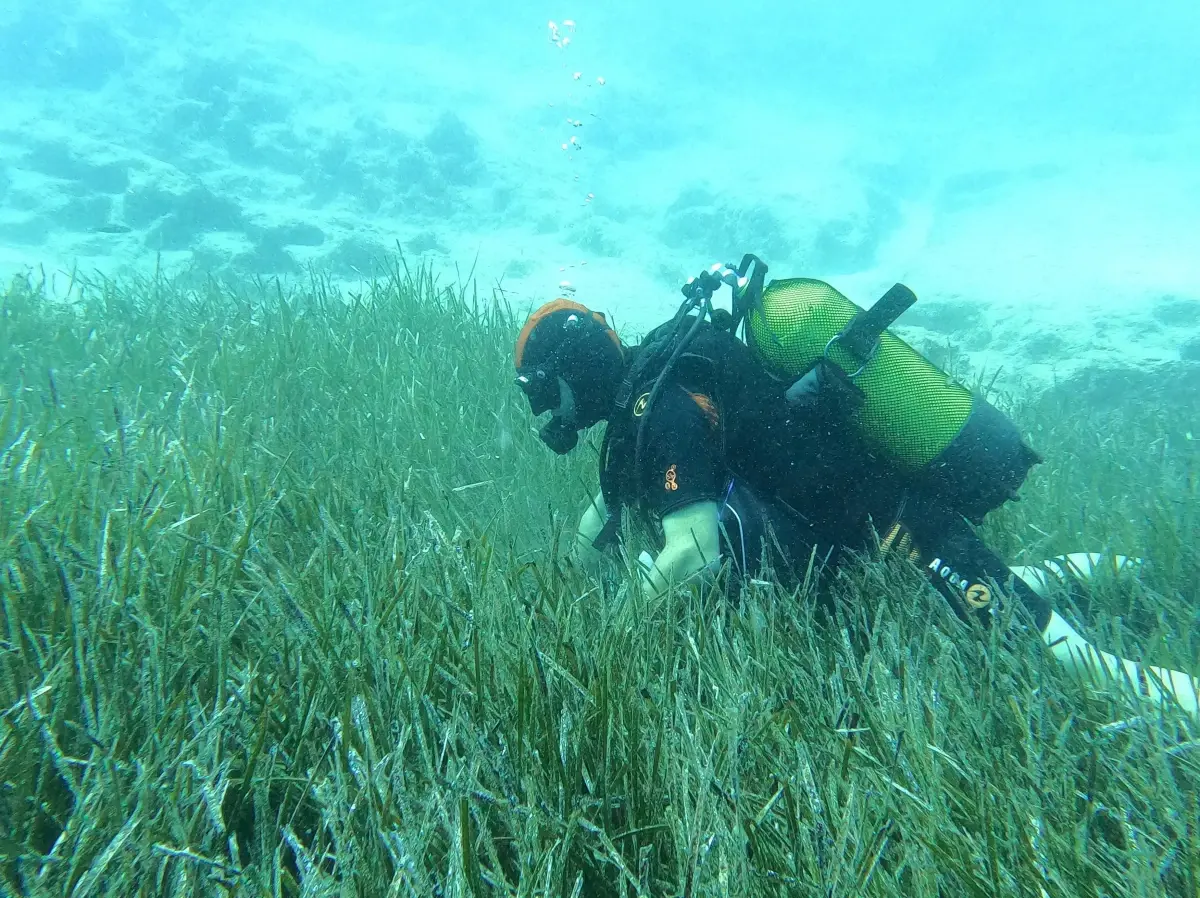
[513,254,1200,719]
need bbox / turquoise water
[3,4,1200,892]
[1,0,1197,378]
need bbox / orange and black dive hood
[514,299,625,452]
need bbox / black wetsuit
[598,319,1053,631]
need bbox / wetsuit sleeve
[894,498,1053,631]
[637,385,727,520]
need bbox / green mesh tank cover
[747,278,975,469]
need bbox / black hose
[632,287,715,484]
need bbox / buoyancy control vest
[597,318,792,517]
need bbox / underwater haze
[2,0,1199,378]
[5,2,1200,896]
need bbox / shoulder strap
[594,419,629,551]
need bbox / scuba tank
[730,254,1040,523]
[592,253,1040,552]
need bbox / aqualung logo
[928,558,992,609]
[964,583,992,608]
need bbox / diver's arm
[898,505,1199,718]
[1013,556,1199,718]
[1039,611,1199,717]
[572,491,610,574]
[637,501,721,597]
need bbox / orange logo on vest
[687,391,719,427]
[664,464,678,491]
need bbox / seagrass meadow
[1,260,1198,898]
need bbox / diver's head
[514,299,626,454]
